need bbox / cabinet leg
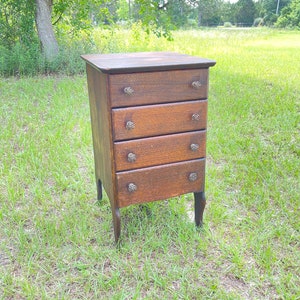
[194,191,206,227]
[97,179,102,201]
[112,207,121,243]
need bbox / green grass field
[0,28,299,299]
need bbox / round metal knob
[124,87,134,95]
[189,172,198,182]
[192,113,200,121]
[192,81,202,89]
[125,121,135,130]
[127,152,136,162]
[190,143,199,151]
[127,183,137,192]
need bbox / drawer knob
[125,121,135,130]
[189,172,198,182]
[124,87,134,95]
[190,143,199,151]
[127,152,136,162]
[192,113,200,121]
[128,183,137,192]
[192,81,202,89]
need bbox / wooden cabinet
[81,52,216,242]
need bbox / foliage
[219,1,236,24]
[276,0,300,28]
[133,0,174,39]
[234,0,256,26]
[253,17,264,26]
[224,21,233,27]
[191,0,223,26]
[255,0,291,25]
[0,0,299,75]
[0,0,36,48]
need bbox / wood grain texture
[81,52,216,74]
[114,131,206,171]
[112,100,207,141]
[85,64,116,205]
[116,159,205,207]
[109,69,208,107]
[82,52,215,242]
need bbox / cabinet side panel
[86,64,115,203]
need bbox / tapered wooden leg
[96,179,102,201]
[194,191,206,227]
[112,207,121,243]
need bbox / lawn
[0,28,299,299]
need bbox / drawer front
[116,159,205,207]
[109,69,208,107]
[114,131,206,171]
[112,100,207,141]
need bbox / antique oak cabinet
[81,52,216,242]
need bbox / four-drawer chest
[81,52,216,242]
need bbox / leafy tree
[255,0,291,25]
[1,0,177,60]
[219,1,236,24]
[187,0,222,26]
[234,0,256,26]
[166,0,193,28]
[276,0,300,27]
[116,0,130,21]
[133,0,174,39]
[0,0,102,60]
[0,0,36,48]
[35,0,59,60]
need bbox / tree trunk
[35,0,59,60]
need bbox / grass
[0,28,299,299]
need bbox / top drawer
[109,69,209,107]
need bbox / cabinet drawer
[112,100,207,141]
[109,69,208,107]
[116,159,205,207]
[114,131,206,171]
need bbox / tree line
[0,0,299,65]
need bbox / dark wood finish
[81,52,216,74]
[109,69,208,107]
[82,52,215,242]
[97,179,102,201]
[112,100,207,141]
[114,131,206,171]
[85,64,120,237]
[194,192,206,226]
[116,159,205,207]
[86,64,115,202]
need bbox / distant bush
[276,0,300,29]
[253,18,264,27]
[224,22,233,27]
[187,19,198,28]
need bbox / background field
[0,28,299,299]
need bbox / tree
[255,0,291,25]
[234,0,256,26]
[219,1,235,24]
[35,0,59,60]
[0,0,36,48]
[0,0,96,60]
[116,0,130,21]
[133,0,174,39]
[276,0,300,27]
[1,0,179,61]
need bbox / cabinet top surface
[81,52,216,74]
